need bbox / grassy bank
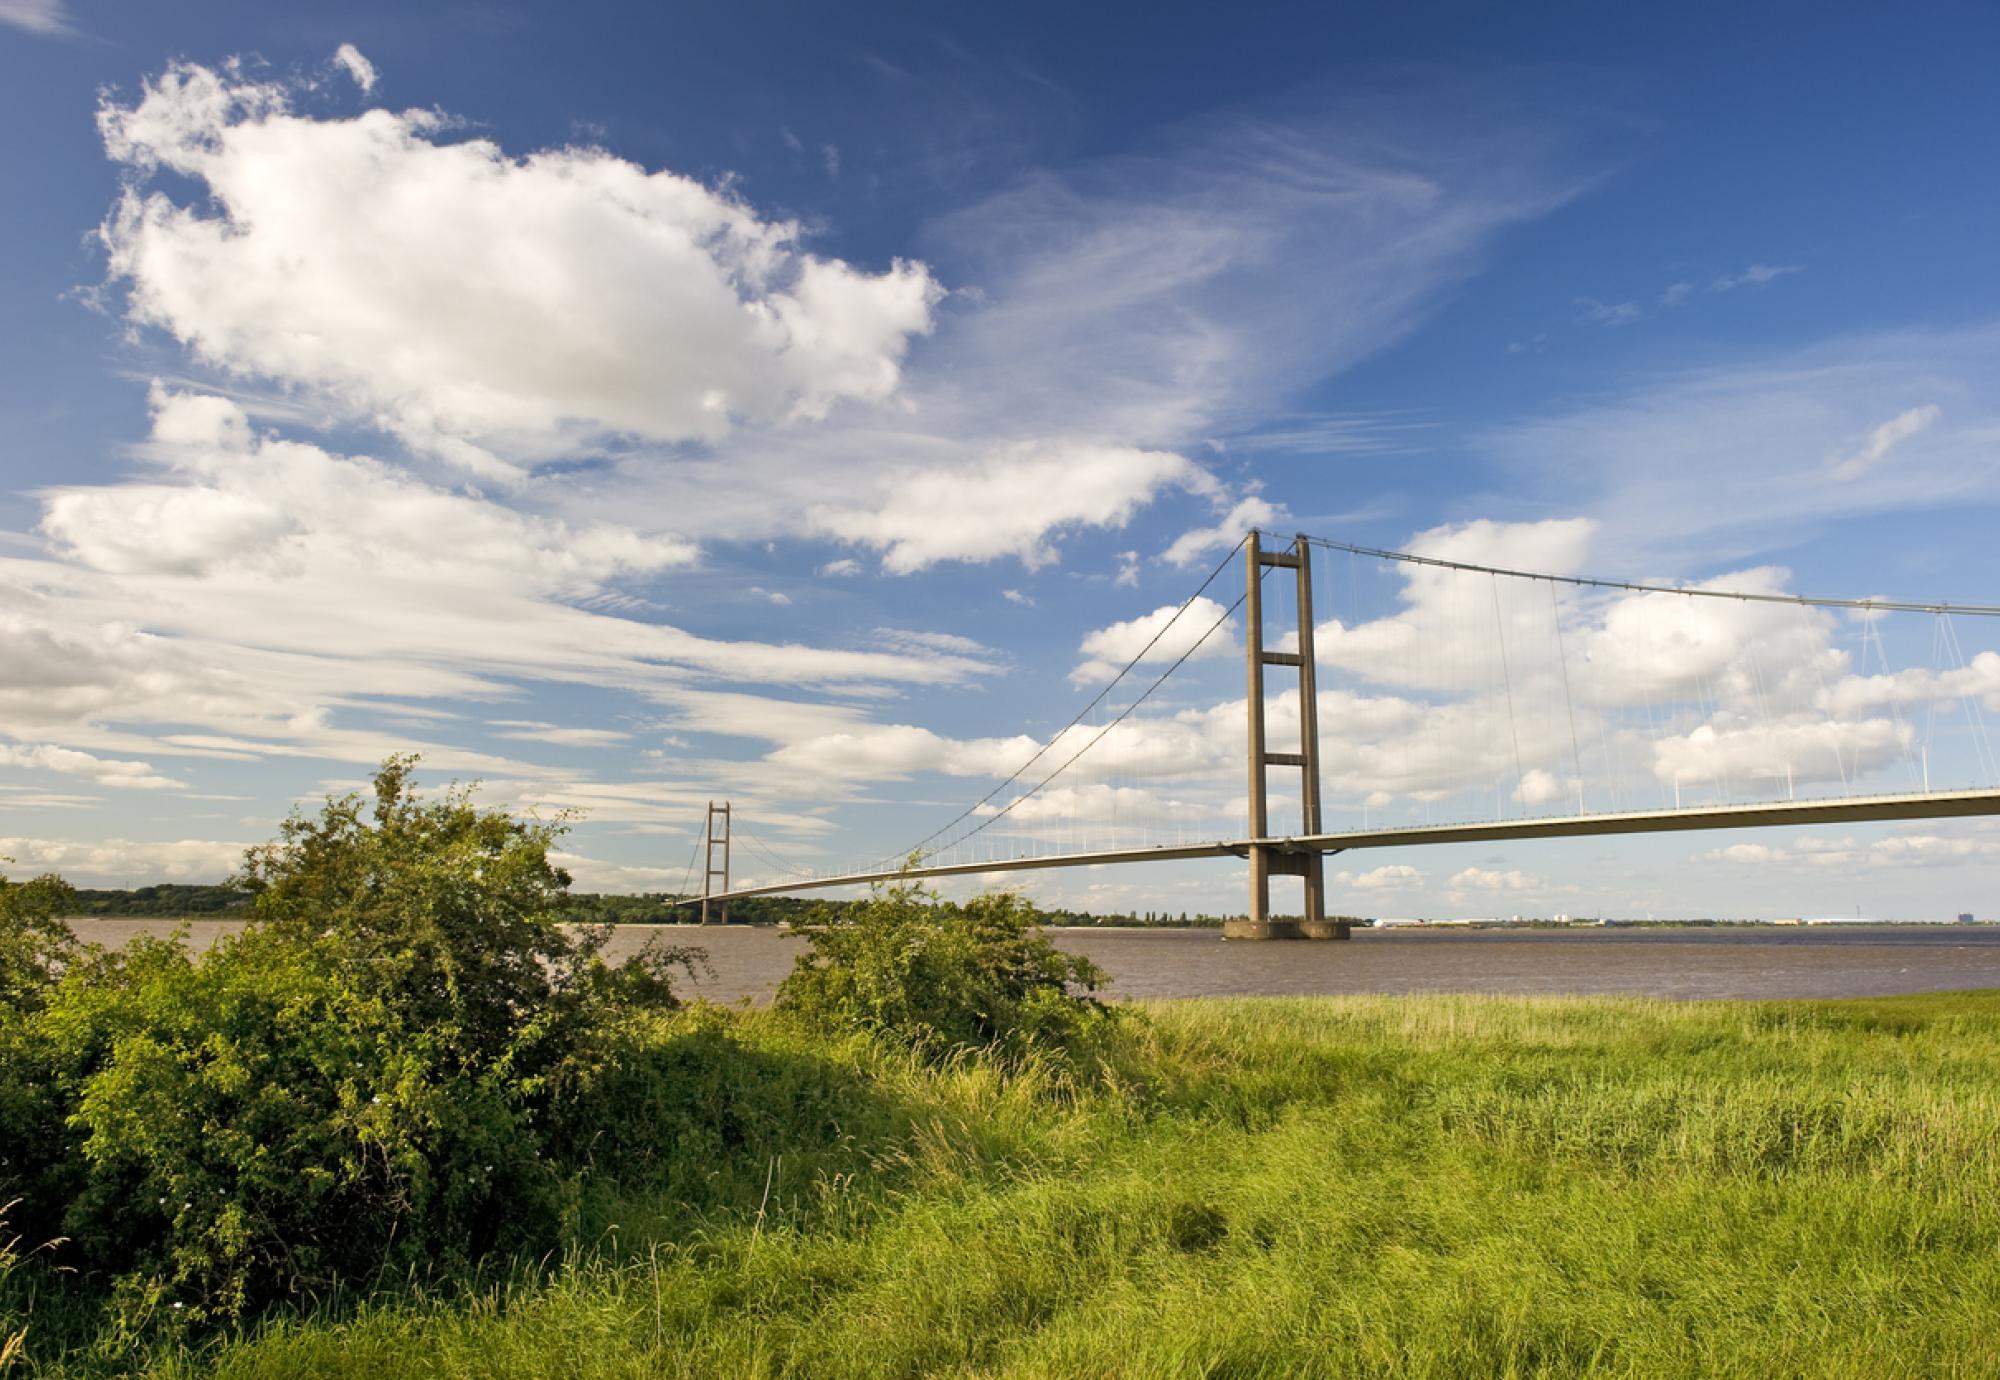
[14,989,1999,1378]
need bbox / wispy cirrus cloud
[330,43,377,93]
[1486,325,2000,568]
[1709,262,1803,293]
[1575,261,1804,327]
[564,70,1599,570]
[1573,296,1644,326]
[0,0,73,36]
[1827,403,1941,482]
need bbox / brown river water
[63,919,2000,1004]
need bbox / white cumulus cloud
[1071,596,1237,685]
[1161,496,1283,568]
[0,835,246,883]
[1349,863,1424,889]
[814,442,1209,572]
[1449,866,1543,891]
[96,59,941,480]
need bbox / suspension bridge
[679,530,2000,936]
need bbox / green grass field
[14,990,2000,1378]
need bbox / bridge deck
[691,788,2000,903]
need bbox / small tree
[0,864,79,1014]
[775,878,1114,1063]
[239,754,591,1057]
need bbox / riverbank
[17,989,1997,1377]
[61,916,2000,1003]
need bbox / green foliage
[0,757,706,1334]
[0,865,84,1294]
[775,879,1115,1062]
[43,928,558,1329]
[0,865,79,1013]
[237,753,597,1059]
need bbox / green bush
[775,879,1115,1063]
[1,757,703,1332]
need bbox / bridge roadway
[696,787,2000,903]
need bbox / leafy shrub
[5,757,700,1330]
[775,879,1115,1063]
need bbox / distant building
[1960,912,1977,925]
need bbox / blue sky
[3,0,1998,918]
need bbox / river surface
[62,919,2000,1004]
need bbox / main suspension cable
[736,823,813,879]
[934,580,1255,856]
[1303,535,2000,617]
[882,534,1251,866]
[674,827,703,901]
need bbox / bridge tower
[1227,532,1349,940]
[700,800,732,925]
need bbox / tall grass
[18,991,2000,1377]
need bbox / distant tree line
[559,894,878,925]
[68,887,1242,927]
[69,884,252,916]
[1029,907,1229,928]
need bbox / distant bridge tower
[700,800,732,925]
[1228,532,1349,940]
